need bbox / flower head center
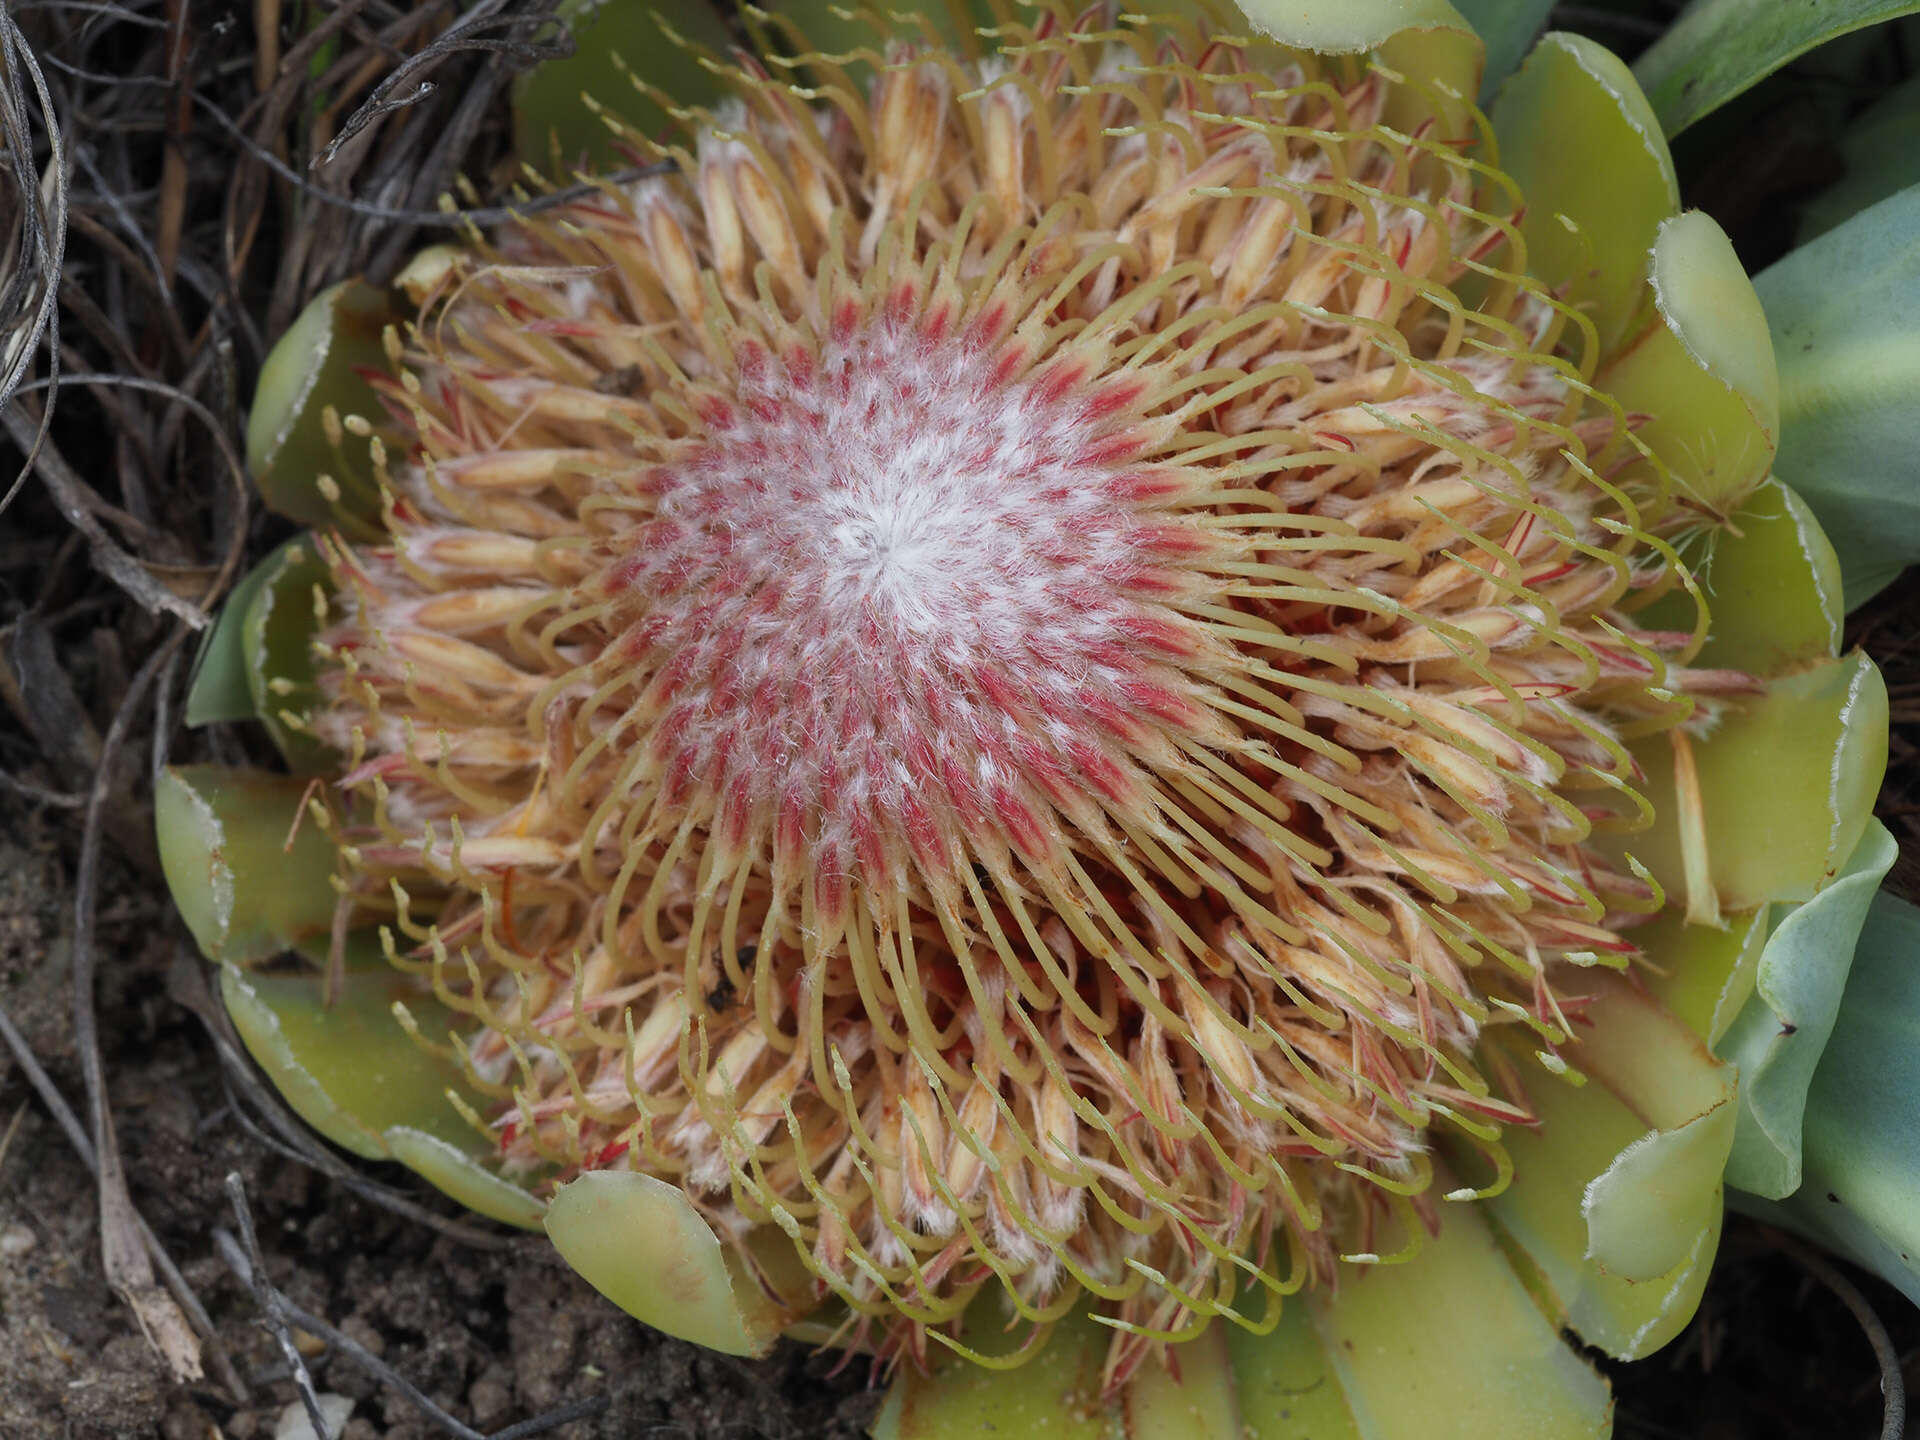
[594,307,1219,894]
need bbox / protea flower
[160,1,1894,1434]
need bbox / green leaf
[1228,1299,1361,1440]
[1719,822,1899,1199]
[1490,31,1677,354]
[544,1171,799,1358]
[1627,651,1889,913]
[185,542,295,727]
[185,534,335,766]
[1798,72,1920,243]
[1639,906,1771,1049]
[1693,479,1845,674]
[1633,0,1920,137]
[1598,209,1778,515]
[247,280,396,537]
[1481,970,1736,1359]
[384,1127,547,1229]
[1754,182,1920,608]
[1123,1323,1242,1440]
[1233,0,1473,52]
[872,1296,1112,1440]
[221,932,488,1161]
[512,0,735,177]
[1731,892,1920,1308]
[1633,477,1844,677]
[1577,971,1739,1284]
[1234,0,1484,134]
[241,536,333,769]
[1448,0,1556,98]
[1308,1199,1612,1439]
[156,765,340,965]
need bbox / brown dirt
[0,800,887,1440]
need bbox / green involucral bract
[244,279,397,538]
[157,765,340,965]
[155,3,1905,1437]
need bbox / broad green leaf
[1633,0,1920,137]
[1234,0,1473,52]
[1638,906,1771,1049]
[873,1296,1111,1439]
[1719,821,1899,1198]
[1449,0,1555,98]
[1798,72,1920,243]
[1229,1298,1361,1440]
[1480,971,1734,1359]
[1628,652,1888,914]
[247,280,395,537]
[512,0,735,177]
[1599,209,1778,515]
[156,765,339,966]
[1124,1323,1241,1440]
[1755,182,1920,608]
[1731,892,1920,1308]
[221,932,491,1161]
[546,1171,804,1358]
[1490,32,1676,354]
[1308,1198,1611,1439]
[1576,971,1737,1281]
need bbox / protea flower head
[161,0,1894,1432]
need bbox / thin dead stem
[218,1175,609,1440]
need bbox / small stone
[0,1223,36,1258]
[273,1394,353,1440]
[468,1376,512,1430]
[339,1314,386,1359]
